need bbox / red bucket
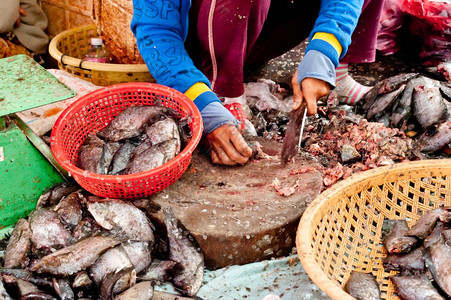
[51,82,203,199]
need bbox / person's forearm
[0,0,20,33]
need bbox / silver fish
[30,236,120,276]
[163,207,204,297]
[87,198,155,242]
[390,275,444,300]
[121,241,152,274]
[406,207,451,239]
[71,217,103,242]
[1,275,45,298]
[138,259,180,284]
[383,246,425,273]
[108,142,136,175]
[344,271,380,300]
[72,271,93,289]
[424,233,451,296]
[366,84,406,121]
[145,117,180,146]
[36,182,80,208]
[114,281,154,300]
[413,84,449,130]
[3,219,31,269]
[382,219,418,254]
[28,208,72,252]
[97,106,169,142]
[417,121,451,153]
[99,142,122,175]
[53,278,75,300]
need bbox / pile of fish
[357,72,451,153]
[344,207,451,299]
[0,182,204,299]
[77,105,191,175]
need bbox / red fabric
[224,103,247,130]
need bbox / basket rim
[48,24,149,73]
[50,82,203,185]
[296,158,451,300]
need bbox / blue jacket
[131,0,364,133]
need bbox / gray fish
[97,106,169,142]
[87,198,155,242]
[424,234,451,296]
[124,139,180,175]
[439,83,451,100]
[163,207,204,297]
[424,222,450,248]
[390,76,435,128]
[382,219,418,254]
[377,73,419,94]
[30,236,120,276]
[121,241,152,274]
[28,208,72,252]
[99,142,122,175]
[145,117,180,146]
[89,245,135,295]
[2,275,42,298]
[99,267,133,300]
[53,191,83,228]
[152,291,205,300]
[138,259,180,284]
[3,219,31,269]
[53,278,75,300]
[413,84,449,130]
[390,275,444,300]
[71,217,103,242]
[72,271,93,289]
[108,142,136,175]
[406,207,451,239]
[77,133,105,173]
[366,84,406,121]
[114,281,154,300]
[36,182,80,208]
[417,121,451,153]
[383,246,425,273]
[344,271,380,300]
[0,278,12,300]
[0,269,53,289]
[443,228,451,247]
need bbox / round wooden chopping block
[150,138,323,269]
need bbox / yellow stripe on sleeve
[184,82,211,101]
[312,32,343,57]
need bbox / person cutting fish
[131,0,384,166]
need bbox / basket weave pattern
[297,159,451,300]
[49,24,154,86]
[51,83,202,199]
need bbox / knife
[280,102,307,167]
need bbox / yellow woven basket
[48,24,154,86]
[296,159,451,300]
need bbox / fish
[0,269,53,289]
[424,222,450,248]
[344,271,380,300]
[145,117,180,146]
[138,259,181,284]
[71,217,103,242]
[3,218,31,269]
[87,198,155,242]
[121,241,152,274]
[114,281,154,300]
[72,271,93,289]
[36,181,80,208]
[77,133,105,173]
[390,76,435,128]
[30,236,120,276]
[28,208,72,252]
[406,207,451,239]
[99,142,122,175]
[97,106,169,142]
[107,142,136,175]
[412,84,449,130]
[382,219,418,254]
[340,144,361,163]
[0,278,12,300]
[442,228,451,247]
[99,267,133,300]
[152,291,205,300]
[163,207,204,296]
[1,275,50,299]
[53,278,75,300]
[123,138,180,174]
[89,245,135,294]
[53,191,83,228]
[383,246,425,273]
[424,233,451,296]
[366,84,406,121]
[439,83,451,100]
[390,275,444,300]
[377,73,419,95]
[416,121,451,153]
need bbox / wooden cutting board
[149,138,323,269]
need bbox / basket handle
[60,53,69,67]
[78,59,90,71]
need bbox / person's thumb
[291,71,303,110]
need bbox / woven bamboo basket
[296,159,451,300]
[48,24,154,86]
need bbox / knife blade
[280,102,307,166]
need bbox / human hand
[15,6,27,27]
[291,69,330,115]
[206,124,252,165]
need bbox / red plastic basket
[51,82,203,199]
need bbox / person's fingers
[214,146,235,166]
[210,149,220,164]
[291,70,303,110]
[19,7,27,16]
[216,126,249,165]
[229,129,252,158]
